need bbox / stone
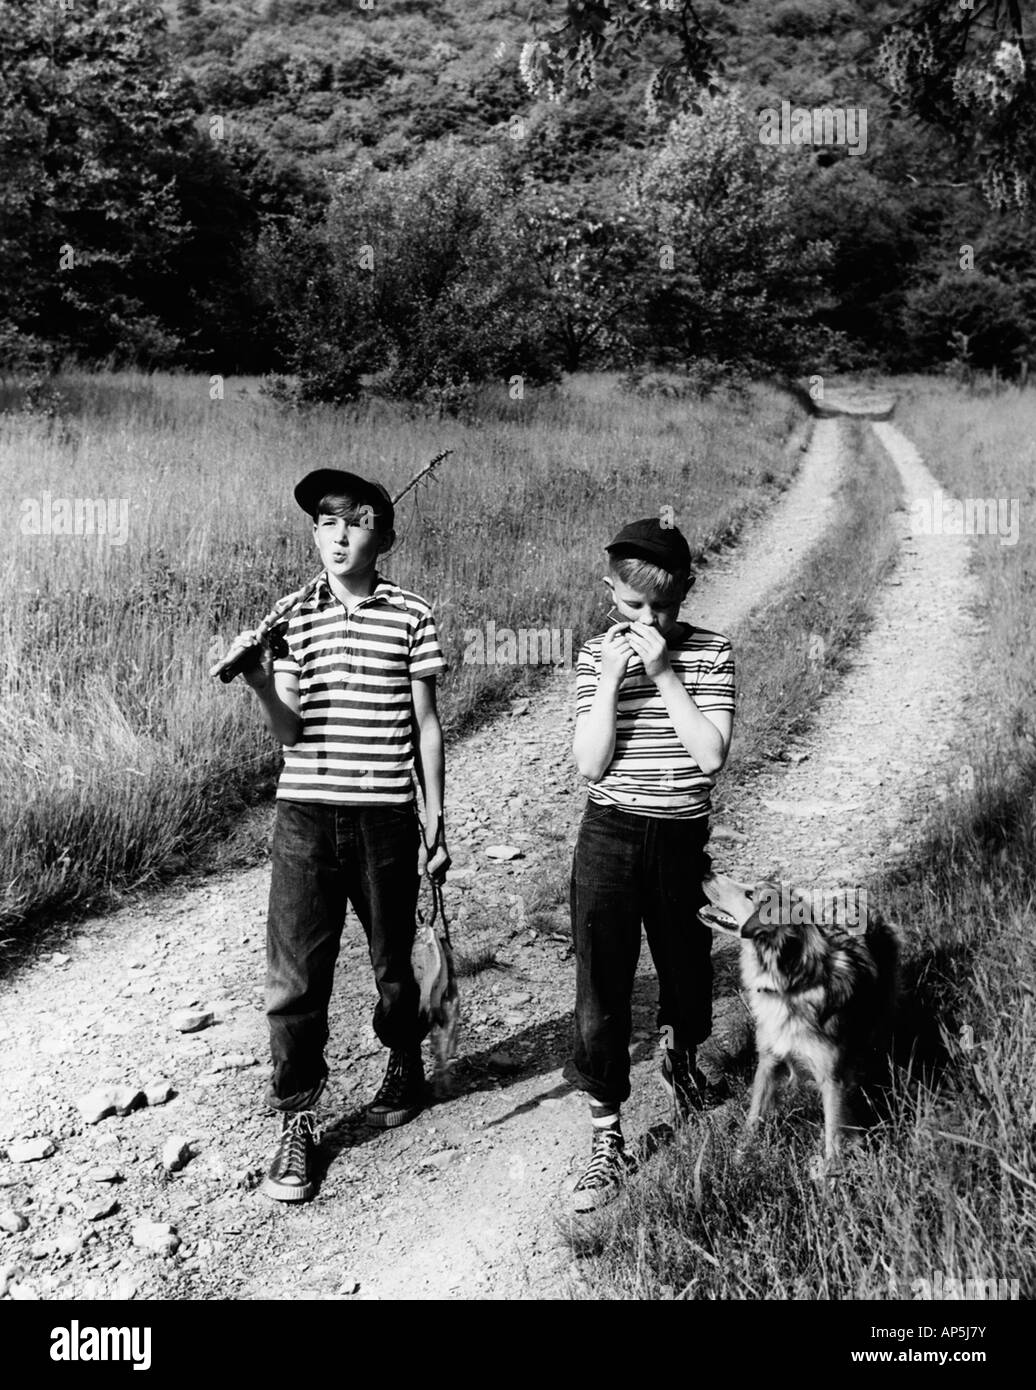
[79,1196,119,1222]
[211,1054,256,1072]
[485,845,524,861]
[170,1010,214,1034]
[0,1209,29,1234]
[78,1087,117,1125]
[114,1086,147,1116]
[76,1084,144,1125]
[6,1137,55,1163]
[131,1220,180,1257]
[144,1081,174,1107]
[161,1136,192,1173]
[8,1279,40,1300]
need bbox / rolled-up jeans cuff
[266,1075,327,1114]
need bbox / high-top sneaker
[365,1047,425,1129]
[260,1110,320,1203]
[571,1117,634,1212]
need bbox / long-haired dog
[701,873,900,1172]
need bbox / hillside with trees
[1,0,1032,391]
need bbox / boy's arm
[573,628,633,781]
[238,635,303,746]
[412,675,450,882]
[625,625,732,775]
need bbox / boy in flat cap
[568,516,735,1211]
[228,469,449,1202]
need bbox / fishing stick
[209,448,453,683]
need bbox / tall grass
[572,381,1036,1300]
[0,371,799,939]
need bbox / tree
[514,184,645,371]
[876,1,1034,210]
[902,271,1029,373]
[520,1,722,112]
[627,94,833,372]
[521,0,1036,207]
[0,0,196,367]
[255,142,558,403]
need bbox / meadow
[5,366,1031,1300]
[573,381,1036,1300]
[0,371,800,940]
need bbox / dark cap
[294,469,394,530]
[605,517,692,575]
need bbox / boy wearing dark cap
[568,517,734,1211]
[228,469,450,1203]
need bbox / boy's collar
[313,571,406,610]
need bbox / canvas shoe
[570,1124,633,1212]
[260,1110,319,1203]
[365,1047,425,1129]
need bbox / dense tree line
[0,0,1032,394]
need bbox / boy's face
[606,575,685,636]
[312,505,383,581]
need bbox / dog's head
[699,871,763,934]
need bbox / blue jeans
[570,801,713,1108]
[265,799,423,1111]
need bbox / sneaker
[570,1126,632,1212]
[365,1047,425,1129]
[660,1049,710,1119]
[260,1110,319,1203]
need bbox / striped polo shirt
[575,625,735,819]
[272,572,446,806]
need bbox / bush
[621,362,753,399]
[902,273,1029,374]
[255,142,560,402]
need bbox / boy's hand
[600,623,635,683]
[209,630,272,690]
[419,834,452,885]
[626,622,671,681]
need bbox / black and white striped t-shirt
[272,573,446,806]
[575,626,735,819]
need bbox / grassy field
[573,381,1036,1300]
[0,370,801,942]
